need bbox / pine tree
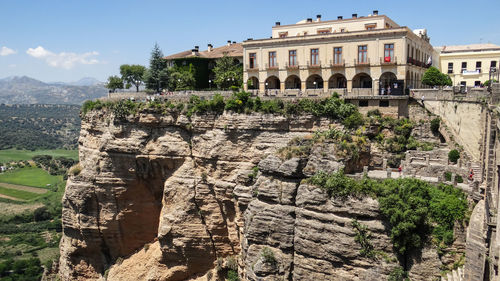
[144,43,168,92]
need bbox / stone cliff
[59,108,452,281]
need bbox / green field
[0,149,78,163]
[0,186,41,201]
[0,167,62,188]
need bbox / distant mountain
[0,76,108,105]
[68,77,103,86]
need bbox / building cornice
[271,15,392,29]
[243,27,425,49]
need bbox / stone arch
[306,74,324,89]
[328,73,347,88]
[265,76,280,89]
[285,75,301,89]
[352,73,372,88]
[247,76,259,90]
[379,72,399,95]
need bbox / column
[280,82,285,93]
[323,80,328,93]
[301,81,306,92]
[347,80,353,94]
[373,79,379,96]
[259,82,265,93]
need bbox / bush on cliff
[448,149,460,163]
[308,171,468,266]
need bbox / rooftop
[436,43,500,53]
[164,43,243,60]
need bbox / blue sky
[1,0,499,82]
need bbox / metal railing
[285,61,299,69]
[246,64,259,71]
[354,58,370,66]
[380,56,397,65]
[307,60,321,68]
[265,62,279,70]
[329,59,345,67]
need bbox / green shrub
[343,112,364,129]
[366,109,382,117]
[351,219,376,259]
[388,266,409,281]
[261,247,276,265]
[448,150,460,163]
[430,118,440,134]
[227,269,239,281]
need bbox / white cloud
[26,46,100,69]
[0,46,17,56]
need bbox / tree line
[106,44,242,93]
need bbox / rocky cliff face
[59,109,444,281]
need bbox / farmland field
[0,186,42,201]
[0,167,62,188]
[0,149,78,163]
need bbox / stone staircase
[441,267,464,281]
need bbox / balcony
[330,59,345,68]
[354,58,370,66]
[246,64,259,71]
[265,63,279,70]
[286,62,299,69]
[380,56,397,65]
[307,60,321,68]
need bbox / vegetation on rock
[309,171,468,269]
[448,149,460,163]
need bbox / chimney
[227,40,231,46]
[191,49,198,56]
[207,44,213,52]
[247,38,253,41]
[373,10,379,16]
[337,16,343,20]
[316,14,321,22]
[194,46,199,51]
[275,21,281,26]
[352,13,357,19]
[232,41,236,44]
[307,18,313,23]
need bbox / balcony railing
[246,64,259,71]
[407,58,431,68]
[354,58,370,66]
[307,60,321,68]
[286,62,299,69]
[380,56,397,65]
[265,63,279,70]
[330,59,345,68]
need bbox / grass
[0,167,62,188]
[0,149,78,163]
[0,186,41,201]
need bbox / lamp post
[209,79,212,90]
[313,81,317,89]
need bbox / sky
[1,0,499,83]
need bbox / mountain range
[0,76,108,105]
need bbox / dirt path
[0,182,48,194]
[0,193,26,202]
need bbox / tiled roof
[436,43,500,53]
[165,43,243,60]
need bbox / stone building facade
[242,12,435,96]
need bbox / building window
[317,28,331,34]
[461,62,467,72]
[289,50,297,66]
[310,49,319,65]
[491,61,497,70]
[476,61,482,73]
[460,81,466,87]
[340,28,345,32]
[269,51,277,68]
[475,81,481,87]
[358,45,367,63]
[334,47,342,64]
[379,100,389,107]
[448,62,453,74]
[365,24,377,30]
[249,53,256,69]
[384,44,394,62]
[359,100,369,107]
